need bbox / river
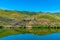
[0,33,60,40]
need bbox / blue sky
[0,0,60,12]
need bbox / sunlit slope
[0,9,60,27]
[34,13,60,21]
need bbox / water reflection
[0,27,60,38]
[0,33,60,40]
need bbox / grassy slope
[0,9,60,27]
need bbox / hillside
[0,9,60,27]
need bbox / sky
[0,0,60,12]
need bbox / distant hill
[0,9,60,27]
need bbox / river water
[0,33,60,40]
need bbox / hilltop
[0,9,60,28]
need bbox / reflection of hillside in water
[0,27,60,37]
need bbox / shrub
[0,26,4,29]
